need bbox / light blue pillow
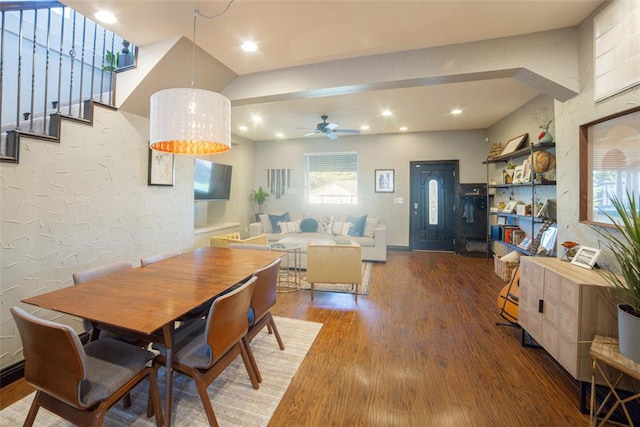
[300,218,318,233]
[347,214,367,237]
[268,212,290,233]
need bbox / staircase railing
[1,1,136,163]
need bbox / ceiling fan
[302,115,360,140]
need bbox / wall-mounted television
[194,159,232,201]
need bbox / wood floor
[1,251,590,426]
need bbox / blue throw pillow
[268,212,290,233]
[300,218,318,233]
[347,214,367,237]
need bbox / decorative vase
[539,127,554,143]
[617,304,640,363]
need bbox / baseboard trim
[0,360,24,388]
[388,245,410,252]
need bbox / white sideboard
[519,256,618,382]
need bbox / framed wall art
[500,133,529,156]
[148,148,175,186]
[375,169,395,193]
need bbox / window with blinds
[305,152,358,204]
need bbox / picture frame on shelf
[148,148,175,186]
[571,246,602,269]
[375,169,394,193]
[499,133,528,156]
[502,201,517,213]
[497,216,507,225]
[513,165,525,183]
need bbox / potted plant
[249,186,269,215]
[596,190,640,363]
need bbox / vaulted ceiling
[63,1,603,142]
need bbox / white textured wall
[253,130,488,247]
[0,106,195,369]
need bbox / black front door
[409,161,457,251]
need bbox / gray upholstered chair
[140,248,181,266]
[152,277,259,427]
[10,307,163,427]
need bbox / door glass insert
[429,179,438,225]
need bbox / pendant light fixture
[149,7,232,154]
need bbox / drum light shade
[149,88,231,154]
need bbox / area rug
[0,316,322,427]
[296,261,372,295]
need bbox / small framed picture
[502,201,517,213]
[375,169,394,193]
[513,165,525,183]
[497,216,507,225]
[571,246,602,269]
[148,148,175,186]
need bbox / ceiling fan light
[149,88,231,154]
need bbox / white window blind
[305,152,358,205]
[593,0,640,101]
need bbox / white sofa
[249,213,387,269]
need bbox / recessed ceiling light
[360,125,370,130]
[451,108,463,115]
[251,115,262,124]
[399,127,408,131]
[382,110,392,116]
[276,132,284,138]
[95,10,117,24]
[238,125,248,131]
[241,41,258,52]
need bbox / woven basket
[487,142,504,160]
[494,255,518,282]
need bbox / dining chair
[248,259,284,345]
[10,307,163,427]
[152,276,260,427]
[243,258,285,385]
[73,261,144,345]
[140,248,181,266]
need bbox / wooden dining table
[22,246,283,427]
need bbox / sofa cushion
[300,218,318,233]
[347,214,367,237]
[349,236,375,248]
[317,216,334,233]
[363,217,380,237]
[332,221,351,236]
[269,212,290,233]
[279,220,300,234]
[259,214,272,233]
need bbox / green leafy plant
[249,186,269,212]
[103,50,119,72]
[596,190,640,316]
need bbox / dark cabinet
[457,184,487,254]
